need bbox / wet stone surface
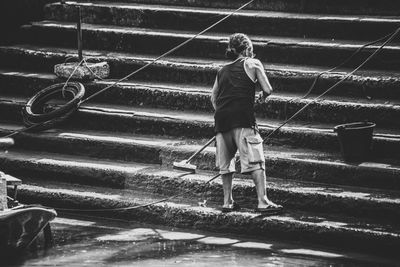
[2,215,397,267]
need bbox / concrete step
[44,2,400,41]
[21,21,400,71]
[11,178,400,258]
[49,216,400,267]
[1,96,399,158]
[1,45,400,100]
[2,67,400,102]
[1,69,400,128]
[1,123,399,190]
[58,0,400,16]
[1,149,399,222]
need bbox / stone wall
[0,0,58,45]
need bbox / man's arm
[253,60,272,96]
[210,76,219,110]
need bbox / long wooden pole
[77,7,83,61]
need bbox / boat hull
[0,205,57,252]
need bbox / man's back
[214,57,256,133]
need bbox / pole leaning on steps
[77,7,83,61]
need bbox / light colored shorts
[216,127,265,175]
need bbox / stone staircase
[0,0,399,258]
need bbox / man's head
[225,33,254,60]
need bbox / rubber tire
[23,82,85,126]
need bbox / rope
[264,26,400,141]
[2,0,400,212]
[53,26,400,213]
[61,59,85,97]
[79,0,257,105]
[7,26,400,213]
[1,0,256,139]
[2,59,85,138]
[281,32,396,119]
[297,31,396,100]
[46,173,221,212]
[2,0,256,211]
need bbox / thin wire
[53,26,400,213]
[61,59,85,97]
[2,59,85,139]
[82,58,106,81]
[298,31,395,100]
[3,124,41,138]
[1,0,256,139]
[51,173,221,212]
[263,26,400,141]
[79,0,256,104]
[2,2,400,212]
[281,31,395,119]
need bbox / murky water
[2,215,397,267]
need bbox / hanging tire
[22,82,85,130]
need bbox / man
[211,33,282,213]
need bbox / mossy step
[58,0,400,16]
[1,122,400,190]
[21,21,400,71]
[12,179,400,257]
[1,69,400,127]
[0,124,400,189]
[1,147,400,223]
[2,68,400,103]
[1,45,399,99]
[44,2,400,40]
[1,96,399,157]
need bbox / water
[2,215,397,267]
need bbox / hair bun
[225,48,238,60]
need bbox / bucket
[333,122,376,162]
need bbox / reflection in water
[2,216,396,267]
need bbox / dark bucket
[333,122,376,162]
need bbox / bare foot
[257,197,282,209]
[222,201,234,209]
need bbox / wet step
[1,69,400,128]
[1,123,399,190]
[1,0,399,261]
[2,149,400,222]
[71,0,400,16]
[21,21,400,71]
[44,2,400,40]
[11,178,400,258]
[1,96,399,157]
[1,45,400,100]
[36,216,398,267]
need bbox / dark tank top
[214,58,256,133]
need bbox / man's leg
[236,128,281,209]
[216,130,237,208]
[222,172,234,208]
[251,169,281,209]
